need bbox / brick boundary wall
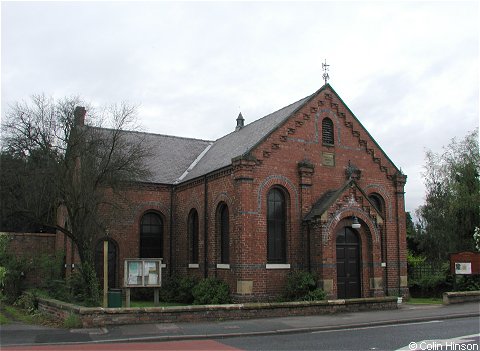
[1,232,57,287]
[37,296,398,328]
[443,291,480,305]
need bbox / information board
[449,251,480,275]
[455,262,472,275]
[124,258,162,287]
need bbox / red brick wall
[54,85,408,300]
[2,232,56,286]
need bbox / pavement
[1,302,479,347]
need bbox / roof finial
[322,59,330,85]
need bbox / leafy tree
[1,94,151,303]
[406,212,421,255]
[415,129,479,261]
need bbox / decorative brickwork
[56,84,408,301]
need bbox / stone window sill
[266,263,291,269]
[216,263,230,269]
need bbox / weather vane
[322,59,330,85]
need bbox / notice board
[124,258,162,287]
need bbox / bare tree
[1,94,151,303]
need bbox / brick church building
[58,83,408,301]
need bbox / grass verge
[130,300,188,308]
[2,304,61,327]
[406,297,443,304]
[0,311,10,325]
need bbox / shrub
[192,278,231,305]
[408,261,452,297]
[160,276,197,304]
[47,280,70,302]
[407,251,426,267]
[456,275,480,291]
[36,251,64,290]
[303,288,326,301]
[0,235,32,303]
[14,291,38,314]
[66,271,99,307]
[284,270,317,301]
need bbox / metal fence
[408,261,447,281]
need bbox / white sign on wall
[454,262,472,275]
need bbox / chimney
[235,112,245,131]
[74,106,86,126]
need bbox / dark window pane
[220,205,229,264]
[267,188,286,263]
[140,213,163,258]
[189,210,199,263]
[322,118,334,145]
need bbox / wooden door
[336,227,360,299]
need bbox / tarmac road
[1,302,479,350]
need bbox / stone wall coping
[442,290,480,305]
[38,296,397,315]
[443,290,480,297]
[0,232,56,237]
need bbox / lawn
[130,300,187,308]
[406,297,443,304]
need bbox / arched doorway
[95,239,118,288]
[336,227,361,299]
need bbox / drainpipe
[396,198,401,296]
[169,185,174,277]
[307,224,311,273]
[204,175,208,279]
[384,226,389,296]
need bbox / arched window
[267,188,287,263]
[218,204,230,264]
[188,209,199,263]
[140,212,163,258]
[322,117,334,145]
[368,193,384,215]
[369,193,386,263]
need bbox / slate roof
[303,181,353,222]
[114,88,318,185]
[121,130,213,184]
[87,83,401,186]
[181,93,316,181]
[303,179,385,222]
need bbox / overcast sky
[1,1,479,216]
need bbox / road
[221,316,480,350]
[3,316,478,351]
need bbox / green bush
[160,276,197,304]
[303,288,326,301]
[284,270,319,301]
[0,235,32,303]
[192,278,231,305]
[36,251,64,290]
[408,262,452,297]
[407,251,426,267]
[14,291,38,314]
[66,271,99,307]
[456,275,480,291]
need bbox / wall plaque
[322,152,335,166]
